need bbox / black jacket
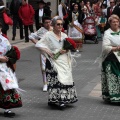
[107,6,120,19]
[10,0,21,16]
[35,8,49,30]
[44,6,52,18]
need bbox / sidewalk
[7,27,34,50]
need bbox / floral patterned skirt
[0,84,22,109]
[102,59,120,102]
[46,59,78,104]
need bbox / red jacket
[18,4,35,26]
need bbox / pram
[83,16,98,44]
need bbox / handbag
[3,12,13,25]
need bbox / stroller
[83,16,98,44]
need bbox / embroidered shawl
[35,31,74,85]
[0,34,19,91]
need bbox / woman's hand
[117,46,120,51]
[112,46,120,51]
[47,52,54,58]
[0,56,9,62]
[59,50,68,54]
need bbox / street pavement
[1,28,120,120]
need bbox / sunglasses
[110,2,115,3]
[56,23,63,26]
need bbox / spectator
[68,3,84,42]
[101,3,107,16]
[58,0,69,31]
[113,0,120,18]
[83,7,90,20]
[105,0,120,30]
[35,0,49,30]
[0,6,9,35]
[18,0,35,43]
[10,0,24,41]
[107,0,116,20]
[86,1,92,14]
[103,0,110,7]
[98,12,107,33]
[80,1,87,12]
[44,2,52,18]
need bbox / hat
[37,0,46,4]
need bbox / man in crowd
[58,0,69,32]
[10,0,24,41]
[116,0,120,16]
[18,0,35,43]
[29,16,52,92]
[35,0,50,30]
[105,0,120,29]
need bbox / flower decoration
[6,95,11,101]
[13,46,20,60]
[54,38,76,60]
[6,79,10,83]
[5,46,20,64]
[14,94,20,99]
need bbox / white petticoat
[0,63,19,91]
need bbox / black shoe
[12,36,15,41]
[25,40,29,43]
[17,26,19,29]
[20,36,24,40]
[48,102,56,106]
[4,111,15,117]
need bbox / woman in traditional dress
[0,24,22,117]
[68,3,84,41]
[102,14,120,103]
[85,1,92,14]
[35,16,78,109]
